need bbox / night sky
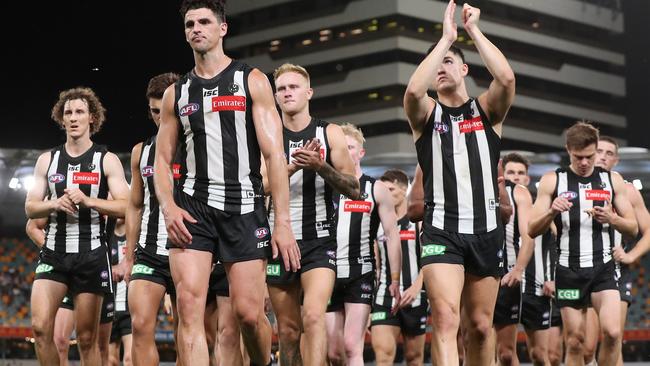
[3,1,649,153]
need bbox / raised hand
[462,3,481,31]
[442,0,458,43]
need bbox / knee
[53,332,69,351]
[404,347,423,363]
[234,304,260,333]
[218,323,241,349]
[31,318,53,341]
[530,346,547,364]
[76,331,96,352]
[548,349,562,366]
[130,313,153,336]
[602,325,622,345]
[343,334,364,357]
[565,331,585,353]
[430,302,460,334]
[466,315,493,344]
[176,291,203,322]
[277,321,301,345]
[498,346,516,366]
[302,308,323,331]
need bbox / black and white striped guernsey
[335,174,380,279]
[174,60,263,214]
[503,181,520,273]
[109,231,128,312]
[554,167,615,268]
[415,98,501,234]
[268,118,334,240]
[138,136,171,257]
[45,143,109,253]
[522,230,556,296]
[375,216,423,308]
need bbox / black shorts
[207,262,229,302]
[58,291,114,323]
[493,285,521,326]
[420,223,504,277]
[370,303,429,336]
[555,261,618,309]
[266,237,336,285]
[617,263,633,304]
[110,311,132,343]
[520,293,562,331]
[169,191,272,262]
[327,271,375,312]
[35,246,113,295]
[130,249,175,296]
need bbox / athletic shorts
[617,263,633,304]
[130,248,175,296]
[493,285,521,326]
[370,303,429,336]
[35,246,113,295]
[266,237,336,285]
[419,223,504,278]
[59,291,115,324]
[110,311,132,343]
[169,191,272,262]
[207,262,229,303]
[520,293,562,331]
[327,271,375,312]
[555,261,618,309]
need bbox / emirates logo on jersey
[344,201,372,213]
[212,96,246,112]
[458,116,484,134]
[320,148,326,160]
[585,190,610,201]
[141,166,154,177]
[72,172,99,185]
[173,164,182,179]
[179,103,200,117]
[400,230,416,241]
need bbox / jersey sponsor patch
[72,172,99,185]
[458,116,484,134]
[179,103,200,117]
[421,244,446,257]
[141,166,154,177]
[585,190,610,201]
[173,163,182,179]
[400,230,416,241]
[559,191,578,200]
[557,289,580,300]
[344,201,372,213]
[48,173,65,183]
[434,121,449,134]
[211,96,246,112]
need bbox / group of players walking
[23,0,650,365]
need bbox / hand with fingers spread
[291,138,324,171]
[442,0,458,43]
[161,203,197,247]
[461,3,481,32]
[64,187,90,208]
[271,221,301,272]
[53,194,78,215]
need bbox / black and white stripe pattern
[522,230,556,296]
[110,233,128,312]
[415,98,501,234]
[503,181,520,272]
[138,136,169,257]
[335,175,380,279]
[375,216,423,308]
[45,144,108,253]
[554,167,615,268]
[269,118,334,240]
[175,60,263,214]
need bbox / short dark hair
[146,72,180,100]
[599,135,619,154]
[180,0,226,23]
[502,153,530,172]
[380,169,409,188]
[565,121,599,151]
[51,87,106,136]
[427,43,465,64]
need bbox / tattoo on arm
[317,162,360,199]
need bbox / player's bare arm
[603,172,638,237]
[529,172,564,238]
[614,184,650,264]
[25,152,77,218]
[407,164,425,222]
[375,180,402,310]
[118,143,144,283]
[26,218,47,248]
[502,184,534,287]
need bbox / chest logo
[344,201,372,213]
[48,174,65,184]
[585,190,610,201]
[559,191,578,200]
[173,163,182,179]
[141,166,154,177]
[211,96,246,112]
[179,103,200,117]
[228,82,240,94]
[458,116,484,134]
[72,172,99,185]
[434,122,449,134]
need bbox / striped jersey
[522,230,556,296]
[554,167,615,268]
[375,216,424,307]
[335,175,380,279]
[503,181,520,273]
[268,118,334,240]
[415,98,501,234]
[44,143,109,253]
[109,230,128,312]
[138,136,171,256]
[174,60,263,214]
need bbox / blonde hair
[340,123,365,146]
[273,63,310,83]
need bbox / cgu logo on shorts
[344,201,371,213]
[267,264,281,276]
[35,263,54,274]
[212,96,246,112]
[179,103,200,117]
[132,264,154,275]
[141,166,154,177]
[48,174,65,183]
[421,244,446,257]
[559,191,578,200]
[371,312,387,321]
[557,289,580,300]
[585,190,610,201]
[72,172,99,185]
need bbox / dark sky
[3,1,649,152]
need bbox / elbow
[404,87,425,105]
[499,72,516,89]
[407,203,424,222]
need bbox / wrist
[391,272,400,282]
[440,35,455,47]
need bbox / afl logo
[434,122,449,134]
[255,227,269,239]
[48,174,65,183]
[560,191,578,200]
[179,103,200,117]
[141,166,154,177]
